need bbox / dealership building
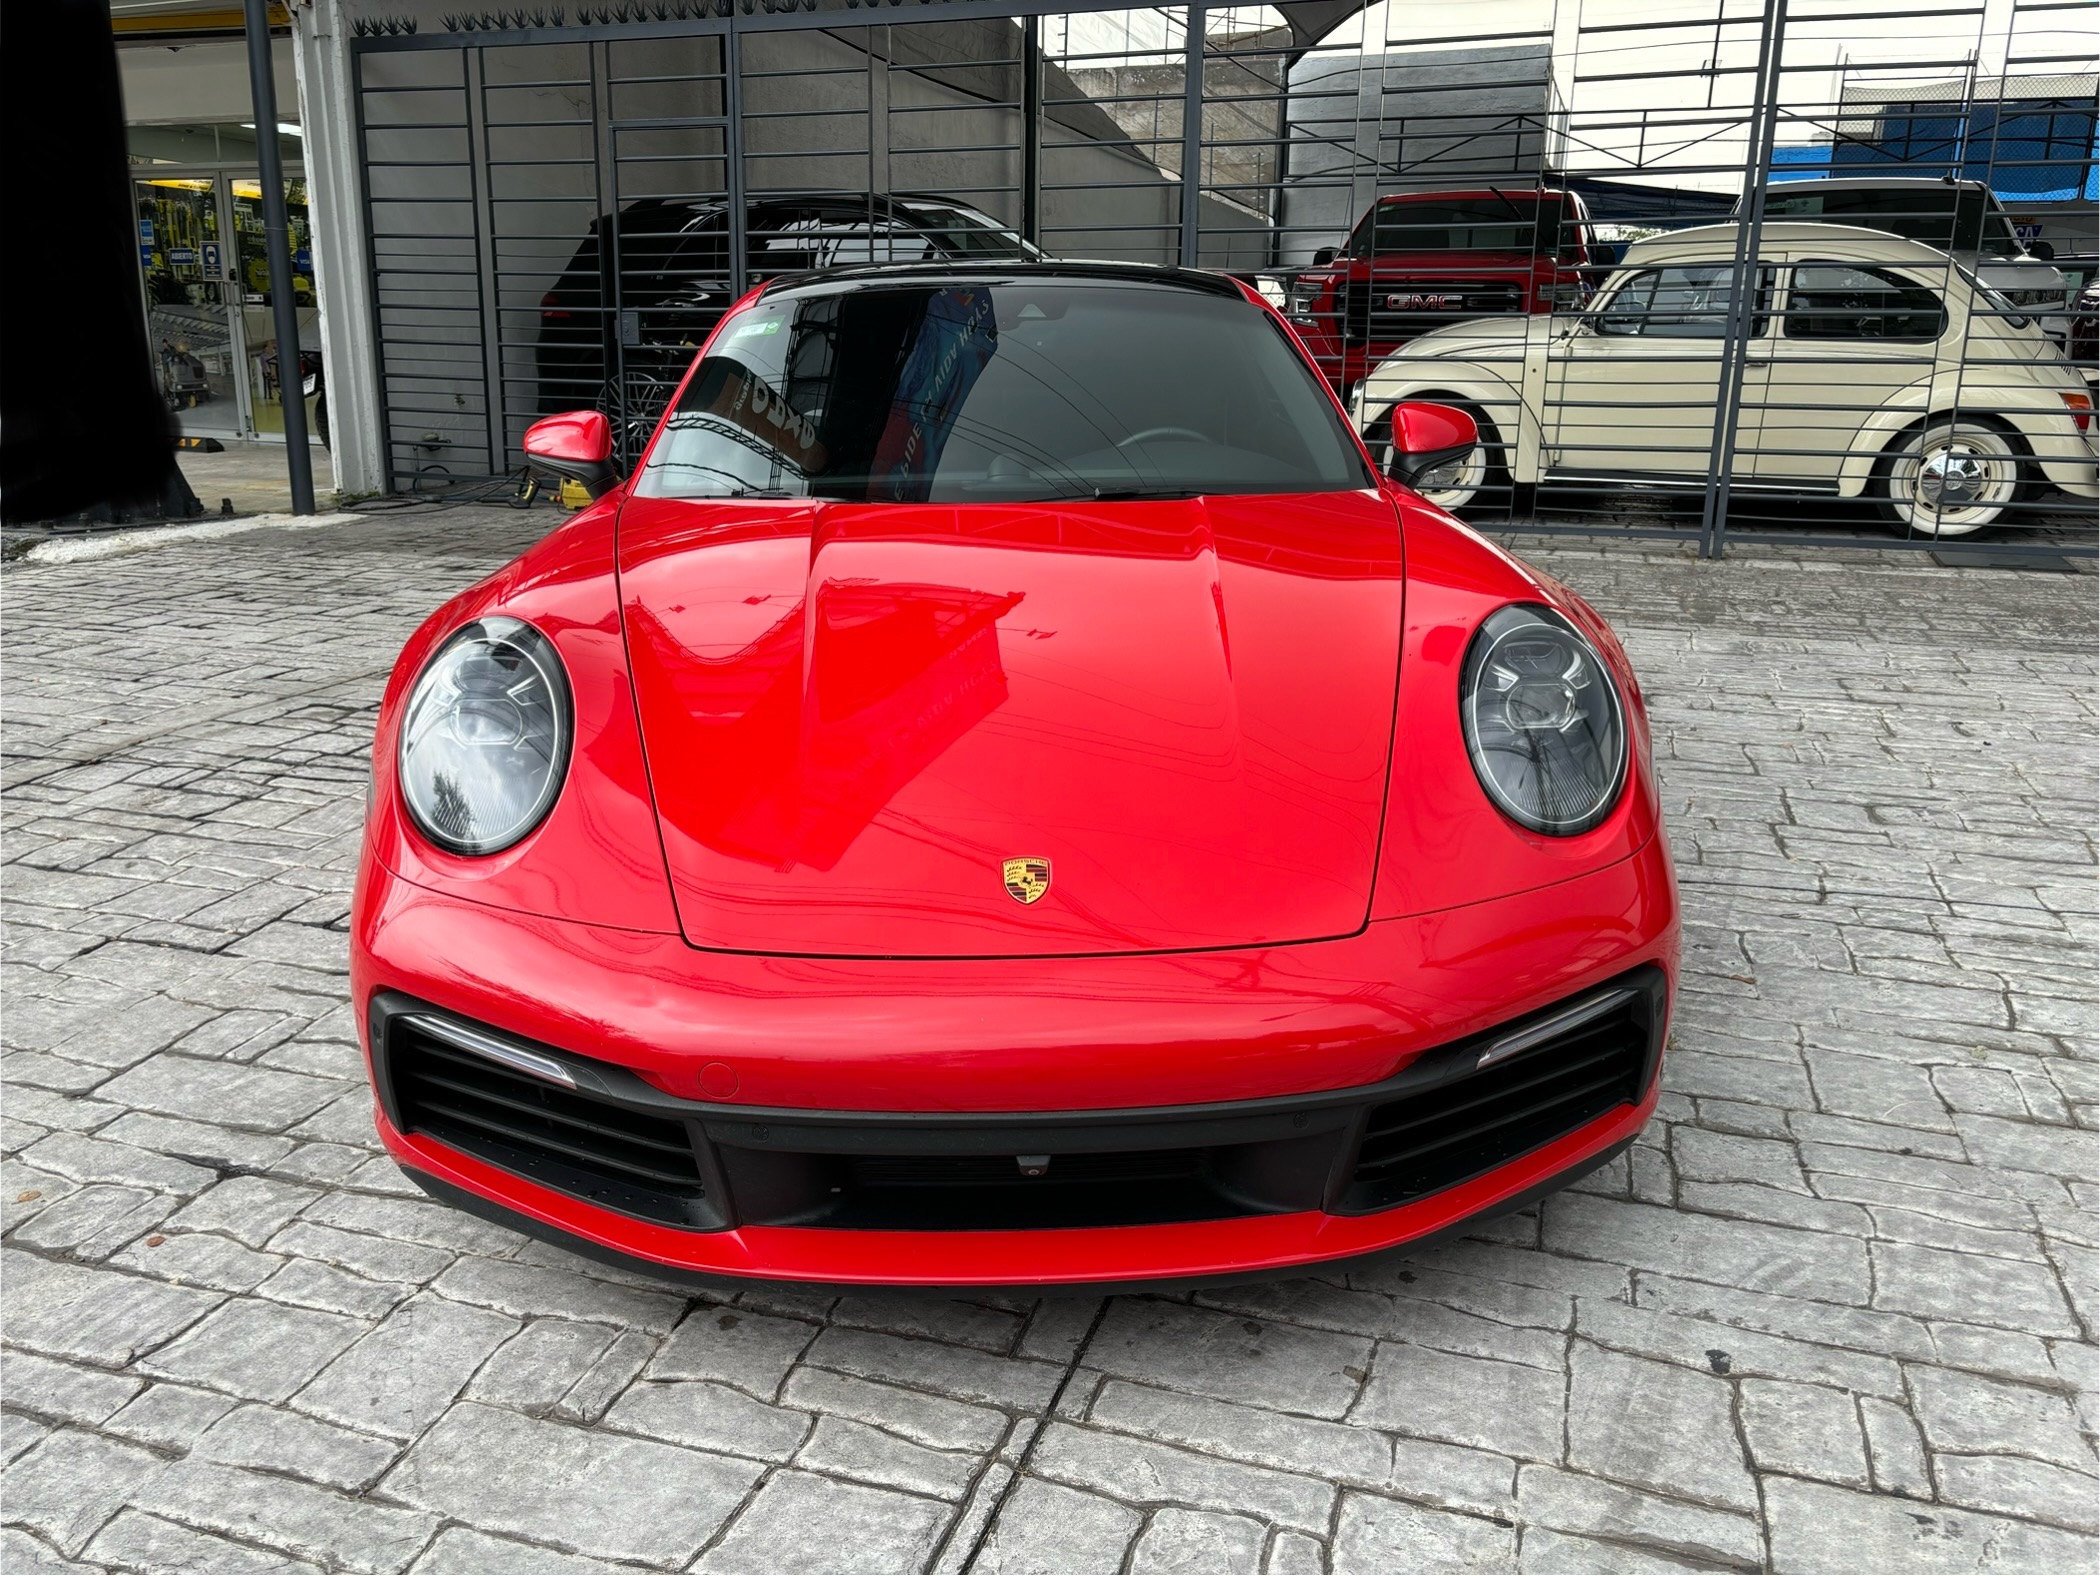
[118,0,2098,540]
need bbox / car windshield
[1762,188,2021,258]
[634,279,1370,503]
[897,201,1043,258]
[1352,194,1572,255]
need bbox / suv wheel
[596,375,674,465]
[1873,418,2024,537]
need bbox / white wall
[119,37,298,123]
[1307,0,2082,197]
[1279,44,1552,261]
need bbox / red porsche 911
[351,262,1678,1288]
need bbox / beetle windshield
[634,278,1370,503]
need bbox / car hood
[1392,316,1532,357]
[616,489,1405,957]
[1355,249,1546,272]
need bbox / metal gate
[353,0,2098,560]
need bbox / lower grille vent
[1343,996,1648,1212]
[724,1143,1247,1231]
[391,1025,708,1227]
[376,967,1659,1237]
[849,1150,1205,1190]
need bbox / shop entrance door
[133,171,318,443]
[228,174,322,444]
[136,175,245,438]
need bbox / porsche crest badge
[1002,857,1051,905]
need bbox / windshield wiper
[1089,486,1201,501]
[1486,184,1528,222]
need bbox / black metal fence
[353,0,2098,559]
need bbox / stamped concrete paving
[2,508,2093,1574]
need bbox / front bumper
[353,838,1677,1285]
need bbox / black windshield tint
[1355,196,1564,256]
[1763,189,2016,257]
[636,280,1370,503]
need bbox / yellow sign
[113,5,290,35]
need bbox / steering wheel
[1116,426,1208,448]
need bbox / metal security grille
[353,0,2098,560]
[361,47,486,487]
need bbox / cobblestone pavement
[2,507,2094,1574]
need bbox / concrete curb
[23,511,364,566]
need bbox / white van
[1746,178,2070,310]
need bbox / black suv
[535,193,1042,453]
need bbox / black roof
[757,259,1246,299]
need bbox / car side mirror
[1590,241,1622,267]
[1384,400,1479,488]
[1312,247,1338,267]
[2028,240,2056,261]
[522,410,618,499]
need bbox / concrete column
[1547,0,1582,172]
[290,0,384,496]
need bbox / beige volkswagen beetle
[1355,221,2098,536]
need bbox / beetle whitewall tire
[1873,418,2024,538]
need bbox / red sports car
[351,262,1678,1288]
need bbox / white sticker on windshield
[733,318,782,337]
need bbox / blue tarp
[1786,98,2100,203]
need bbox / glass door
[136,176,247,438]
[229,176,323,443]
[133,171,318,443]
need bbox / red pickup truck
[1283,188,1606,396]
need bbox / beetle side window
[1595,266,1773,337]
[1782,264,1947,341]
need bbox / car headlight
[1461,604,1627,836]
[397,616,572,856]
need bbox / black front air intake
[1341,989,1650,1213]
[372,965,1663,1236]
[388,1020,711,1227]
[723,1143,1262,1231]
